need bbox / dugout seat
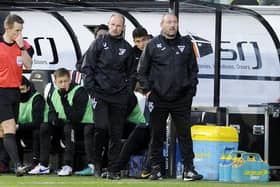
[29,70,52,96]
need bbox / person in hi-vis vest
[16,76,45,169]
[29,68,94,176]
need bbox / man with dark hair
[82,13,137,180]
[132,27,149,64]
[138,13,203,181]
[29,68,94,176]
[16,76,45,168]
[0,14,33,176]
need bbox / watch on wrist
[20,46,26,51]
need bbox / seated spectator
[16,76,45,167]
[29,68,94,176]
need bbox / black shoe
[183,169,203,181]
[149,165,162,180]
[107,172,120,180]
[15,165,29,177]
[149,171,162,180]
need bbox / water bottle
[224,155,234,182]
[219,154,225,181]
[176,161,183,179]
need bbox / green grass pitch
[0,175,279,187]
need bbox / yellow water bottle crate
[191,125,239,180]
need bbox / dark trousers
[92,127,109,166]
[83,125,95,164]
[91,94,137,168]
[149,93,194,170]
[94,98,127,172]
[91,122,135,169]
[112,125,150,172]
[16,127,40,165]
[40,123,74,167]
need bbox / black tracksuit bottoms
[94,98,127,172]
[16,127,40,165]
[40,123,74,167]
[149,93,195,170]
[112,125,150,172]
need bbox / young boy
[29,68,94,176]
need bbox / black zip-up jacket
[133,45,142,65]
[82,34,137,102]
[138,33,199,101]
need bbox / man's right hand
[15,33,24,48]
[58,88,68,99]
